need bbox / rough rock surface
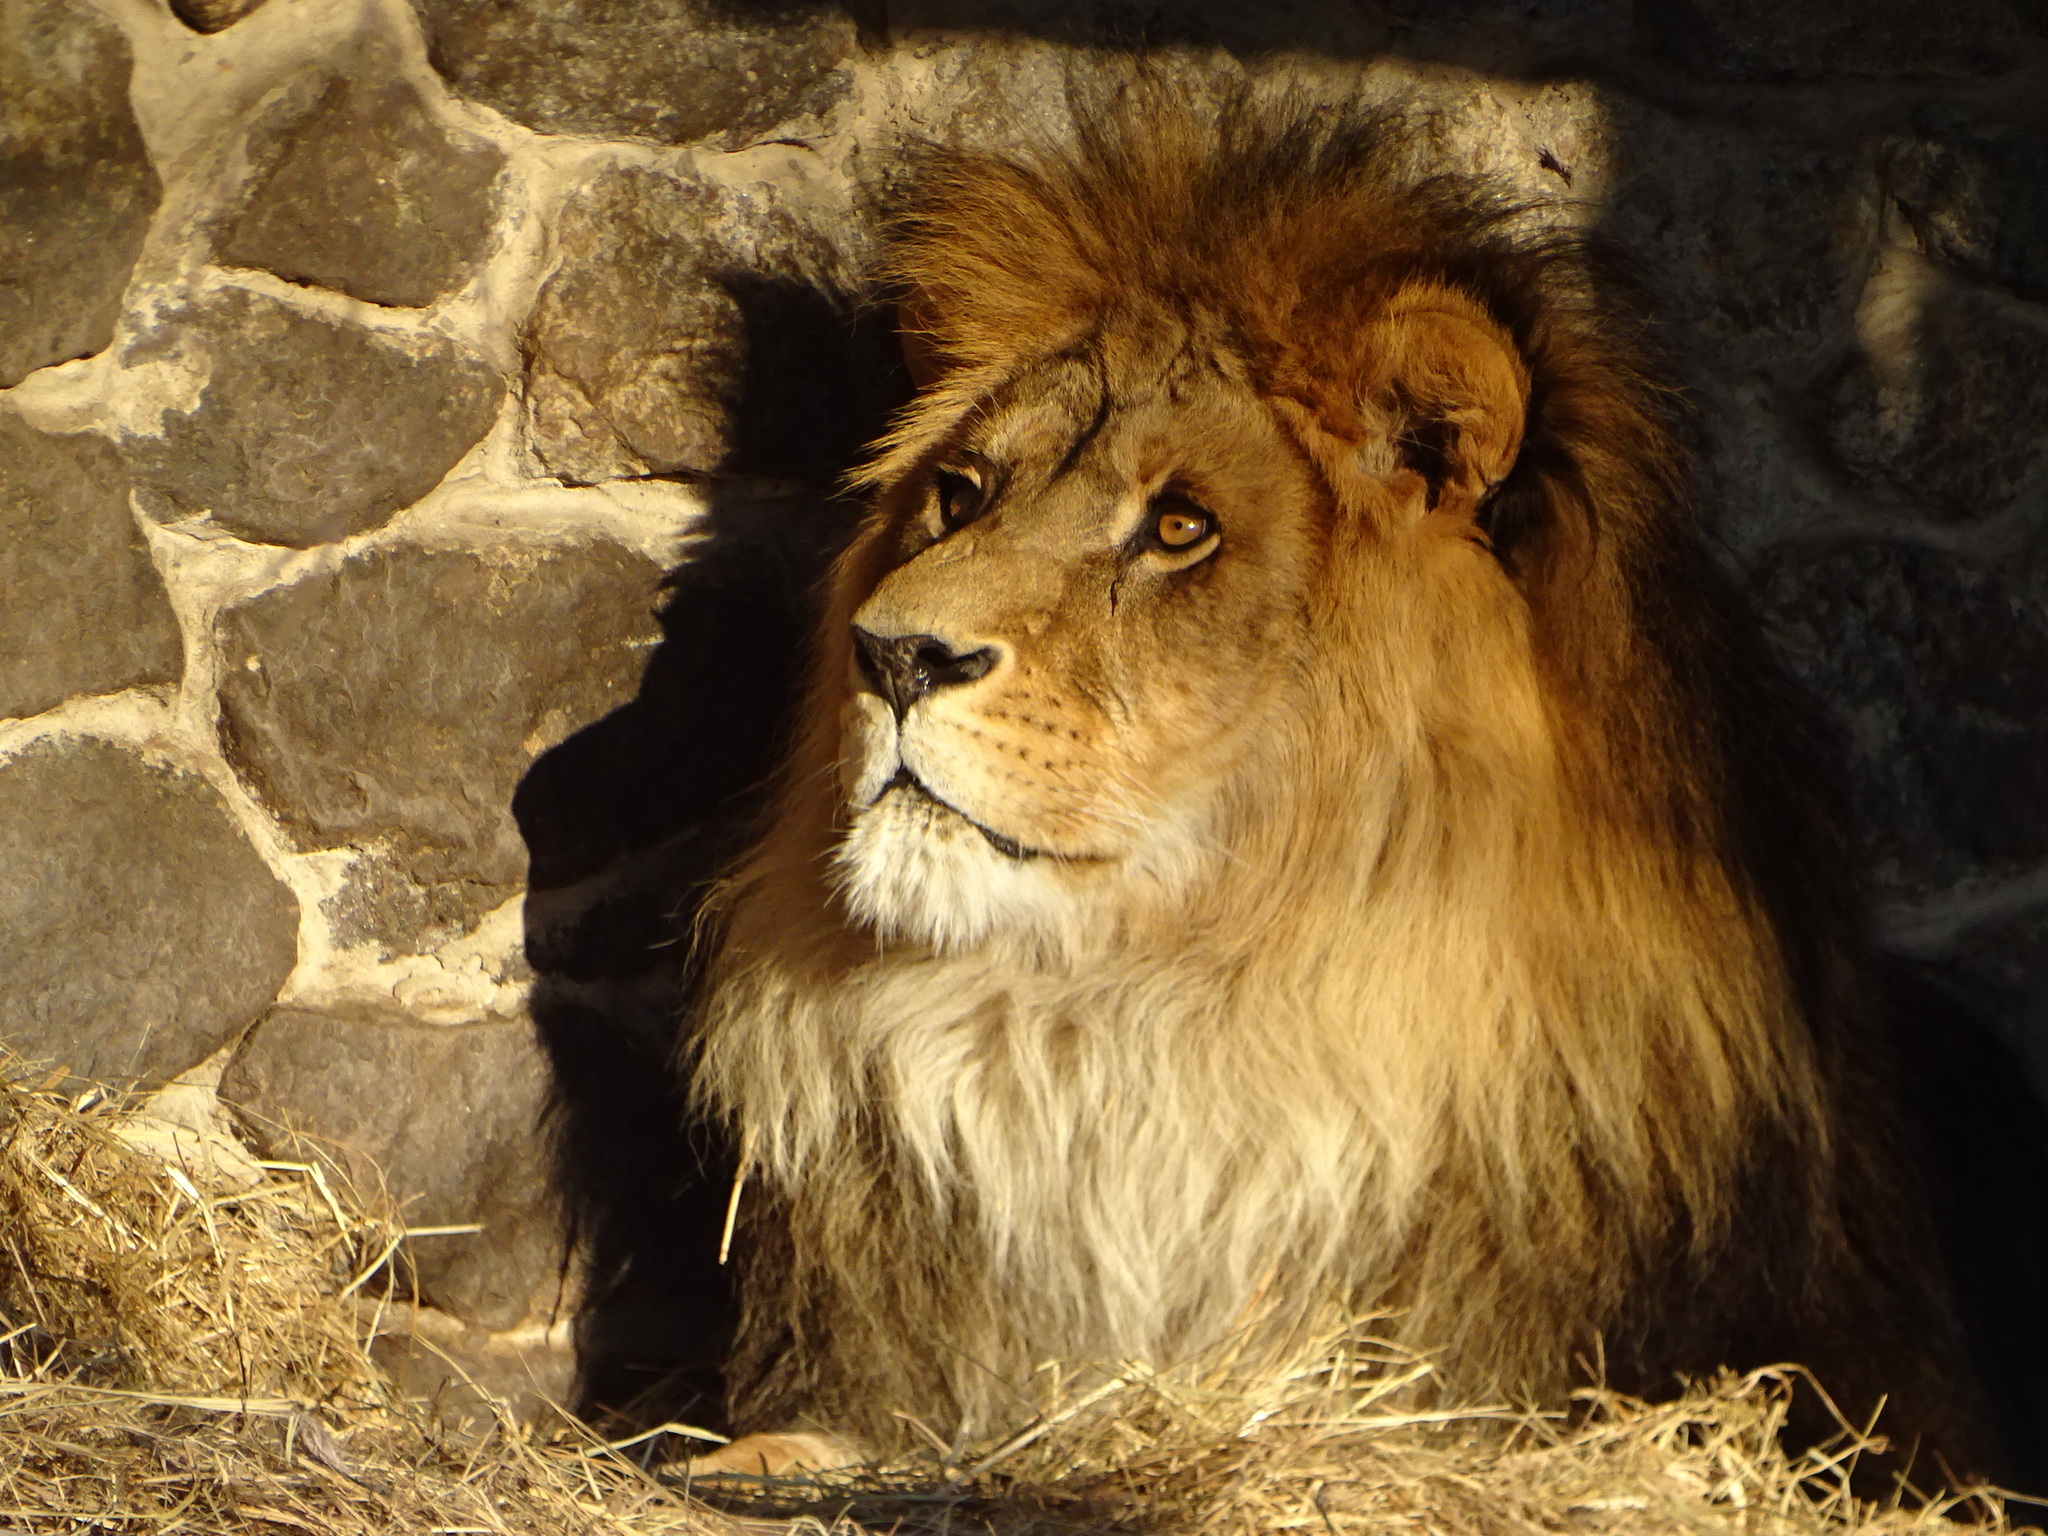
[523,163,889,486]
[0,738,298,1086]
[1823,282,2048,523]
[1642,0,2028,82]
[220,73,504,309]
[1888,112,2048,308]
[0,0,161,387]
[524,169,740,484]
[0,409,182,721]
[224,1004,562,1331]
[414,0,854,147]
[122,288,503,547]
[1755,542,2048,898]
[1606,107,1873,374]
[215,538,665,955]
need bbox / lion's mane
[690,98,1990,1470]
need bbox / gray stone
[0,408,182,721]
[168,0,271,32]
[215,538,665,954]
[414,0,854,148]
[219,74,504,309]
[1641,0,2027,82]
[524,168,738,485]
[321,856,539,972]
[524,163,887,486]
[1690,379,1847,552]
[0,737,298,1085]
[1604,106,1875,375]
[0,0,162,387]
[1822,283,2048,523]
[223,1004,562,1330]
[1754,542,2048,899]
[1887,112,2048,307]
[121,288,502,547]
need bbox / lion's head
[693,97,1984,1472]
[824,114,1591,962]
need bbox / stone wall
[4,0,2047,1427]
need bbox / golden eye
[1152,499,1215,550]
[934,468,985,530]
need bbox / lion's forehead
[966,351,1285,501]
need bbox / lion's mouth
[882,768,1040,862]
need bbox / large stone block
[523,168,736,485]
[523,163,891,487]
[121,289,503,547]
[1603,105,1874,375]
[223,1004,562,1331]
[0,408,181,721]
[219,74,504,309]
[414,0,853,148]
[1887,111,2048,308]
[0,0,162,387]
[215,537,666,955]
[1754,542,2048,899]
[1641,0,2026,82]
[1822,281,2048,524]
[0,737,298,1085]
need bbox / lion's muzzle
[851,626,998,718]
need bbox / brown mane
[689,95,1996,1479]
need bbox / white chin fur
[832,787,1083,953]
[834,692,1114,953]
[839,693,900,808]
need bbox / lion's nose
[851,628,998,719]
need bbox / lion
[684,97,2022,1485]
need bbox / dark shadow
[513,265,902,1428]
[1887,958,2048,1503]
[517,502,830,1429]
[713,0,1658,81]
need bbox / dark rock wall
[3,0,2046,1424]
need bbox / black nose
[852,628,998,718]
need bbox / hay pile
[0,1066,732,1536]
[0,1064,2026,1536]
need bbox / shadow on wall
[513,514,810,1428]
[511,267,902,1426]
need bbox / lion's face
[832,349,1334,950]
[821,280,1538,957]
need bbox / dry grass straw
[0,1064,747,1536]
[0,1059,2030,1536]
[737,1326,2035,1536]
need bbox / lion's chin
[832,783,1081,953]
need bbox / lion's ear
[896,295,950,390]
[1359,285,1529,520]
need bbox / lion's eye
[1150,497,1216,551]
[934,468,986,531]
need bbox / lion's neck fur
[695,553,1834,1445]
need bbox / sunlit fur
[691,97,1992,1472]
